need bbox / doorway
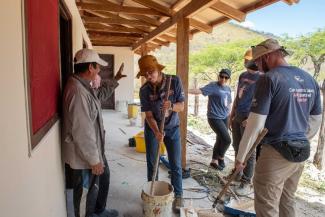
[59,0,72,91]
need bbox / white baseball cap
[74,48,108,66]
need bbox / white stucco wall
[0,1,91,217]
[94,46,135,103]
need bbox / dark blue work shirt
[236,71,261,116]
[140,73,185,130]
[200,82,232,120]
[251,66,322,144]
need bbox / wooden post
[176,17,189,169]
[194,78,199,116]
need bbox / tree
[189,38,263,87]
[283,29,325,80]
[313,80,325,170]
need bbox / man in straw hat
[235,39,322,217]
[228,48,262,196]
[62,48,126,217]
[138,55,185,213]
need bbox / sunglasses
[219,75,230,80]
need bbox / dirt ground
[186,129,325,217]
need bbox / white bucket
[141,181,174,217]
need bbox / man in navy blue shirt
[137,55,185,213]
[229,48,261,196]
[236,39,322,217]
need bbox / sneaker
[218,159,225,169]
[235,182,254,196]
[97,209,119,217]
[209,162,223,171]
[172,196,184,213]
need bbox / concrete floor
[102,110,212,217]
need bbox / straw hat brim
[136,64,165,78]
[252,47,289,61]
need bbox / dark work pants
[65,157,110,217]
[144,125,183,196]
[231,113,256,183]
[208,118,231,160]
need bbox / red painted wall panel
[26,0,60,133]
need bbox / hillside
[153,22,273,69]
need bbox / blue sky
[232,0,325,37]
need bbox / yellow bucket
[134,131,166,155]
[128,103,139,119]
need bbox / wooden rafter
[132,0,213,37]
[90,35,136,44]
[282,0,299,5]
[131,0,173,16]
[159,34,176,43]
[171,0,191,11]
[189,18,212,33]
[92,41,132,47]
[210,1,246,22]
[83,16,154,27]
[132,0,220,50]
[76,2,167,16]
[87,31,143,39]
[190,0,281,36]
[147,42,162,49]
[152,38,169,47]
[85,23,147,35]
[124,14,161,27]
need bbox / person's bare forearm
[171,102,184,112]
[229,96,238,119]
[146,115,160,134]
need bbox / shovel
[212,128,268,208]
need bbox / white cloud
[239,20,256,29]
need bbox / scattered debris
[119,128,127,135]
[117,162,125,167]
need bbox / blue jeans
[144,125,183,196]
[65,157,110,217]
[208,118,231,160]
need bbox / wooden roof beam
[83,10,151,33]
[90,36,136,44]
[132,0,220,50]
[92,41,132,47]
[282,0,299,5]
[159,34,176,43]
[210,1,246,22]
[123,14,161,27]
[189,18,212,33]
[85,24,147,35]
[146,42,162,49]
[171,0,191,11]
[77,2,167,16]
[190,0,281,36]
[152,38,170,47]
[131,0,173,16]
[87,31,143,39]
[83,16,154,28]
